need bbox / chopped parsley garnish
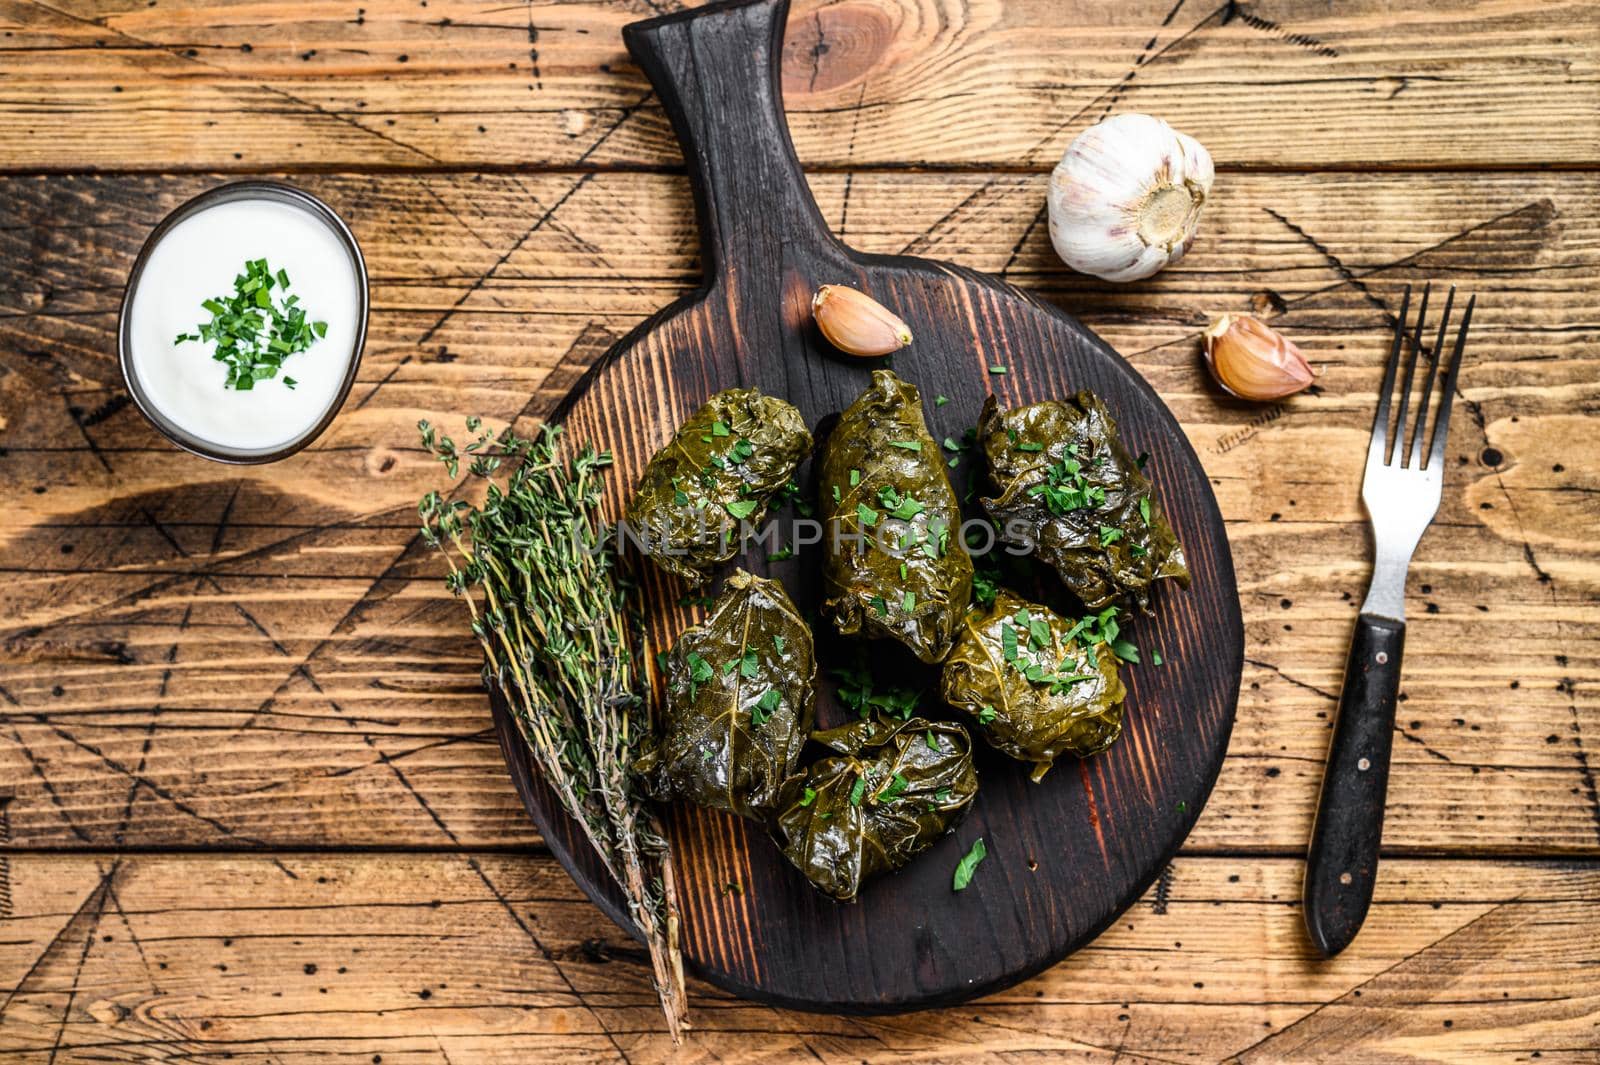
[711,420,731,437]
[880,772,910,802]
[752,687,781,725]
[977,704,998,725]
[971,564,999,608]
[871,595,888,616]
[725,499,760,520]
[856,502,880,527]
[1139,496,1152,524]
[1099,525,1124,547]
[831,654,920,720]
[876,485,926,521]
[684,651,714,699]
[1027,449,1107,516]
[728,437,756,464]
[773,634,787,655]
[738,648,760,679]
[766,545,794,562]
[174,258,327,391]
[901,590,916,612]
[889,440,922,452]
[799,785,817,807]
[848,775,867,807]
[1065,605,1141,663]
[953,837,987,891]
[775,478,812,517]
[935,394,950,407]
[988,365,1008,375]
[1151,649,1164,666]
[1017,441,1044,452]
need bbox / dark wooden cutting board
[491,0,1242,1014]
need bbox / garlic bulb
[1202,313,1315,400]
[812,284,912,357]
[1048,113,1214,283]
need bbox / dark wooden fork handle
[1304,613,1405,957]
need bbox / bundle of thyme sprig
[418,417,687,1040]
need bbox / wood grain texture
[0,0,1597,1051]
[2,0,1597,171]
[1,852,1597,1063]
[3,167,1598,856]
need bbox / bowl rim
[117,179,370,465]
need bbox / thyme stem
[418,418,687,1040]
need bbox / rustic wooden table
[2,1,1598,1061]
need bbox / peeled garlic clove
[1202,313,1316,401]
[1048,113,1214,283]
[812,284,912,357]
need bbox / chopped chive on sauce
[174,258,326,391]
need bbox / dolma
[639,570,816,821]
[979,392,1188,612]
[941,589,1127,782]
[627,388,812,583]
[774,716,978,901]
[819,370,974,662]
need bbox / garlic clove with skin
[1202,313,1316,401]
[811,284,913,357]
[1048,113,1214,283]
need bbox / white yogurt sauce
[127,197,361,453]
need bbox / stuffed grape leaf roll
[819,370,973,663]
[941,589,1127,782]
[639,570,816,821]
[627,389,812,583]
[774,715,978,901]
[979,392,1187,612]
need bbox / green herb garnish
[752,688,781,725]
[953,837,987,891]
[174,258,327,391]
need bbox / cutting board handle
[624,0,842,282]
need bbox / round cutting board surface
[492,0,1241,1015]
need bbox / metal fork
[1304,283,1475,957]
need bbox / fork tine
[1407,286,1456,469]
[1426,293,1475,470]
[1369,284,1411,464]
[1389,282,1430,464]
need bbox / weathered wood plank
[0,853,1595,1062]
[2,0,1597,170]
[2,170,1597,852]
